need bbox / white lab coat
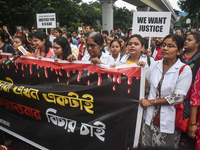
[117,53,154,69]
[144,59,192,133]
[82,52,115,66]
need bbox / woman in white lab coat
[140,34,192,148]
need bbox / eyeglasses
[33,40,38,43]
[155,37,163,40]
[161,44,176,48]
[13,41,21,44]
[86,43,97,49]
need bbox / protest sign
[0,54,144,150]
[36,13,56,29]
[132,12,171,37]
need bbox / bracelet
[189,123,197,126]
[155,99,156,104]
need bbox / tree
[0,0,134,34]
[80,1,102,29]
[113,7,133,30]
[79,1,134,31]
[178,0,200,17]
[0,0,82,33]
[180,16,190,28]
[178,0,200,29]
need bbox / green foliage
[180,16,190,28]
[113,7,133,30]
[79,2,102,29]
[0,0,134,33]
[178,0,200,28]
[178,0,200,18]
[0,0,82,33]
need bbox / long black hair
[53,37,71,60]
[14,35,34,53]
[33,31,52,57]
[14,35,27,47]
[62,32,73,44]
[0,30,6,42]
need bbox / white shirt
[152,47,157,59]
[82,52,115,66]
[49,34,56,46]
[117,53,154,69]
[144,59,192,133]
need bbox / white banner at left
[36,13,56,29]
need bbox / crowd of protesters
[0,24,200,150]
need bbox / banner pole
[46,28,48,35]
[148,37,151,49]
[133,66,145,148]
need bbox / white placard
[36,13,56,28]
[132,12,171,37]
[186,18,191,24]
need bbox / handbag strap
[179,64,187,75]
[175,64,188,108]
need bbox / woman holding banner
[33,31,55,59]
[13,36,33,57]
[117,34,154,68]
[140,34,192,148]
[67,32,115,66]
[52,37,71,61]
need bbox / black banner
[0,54,142,150]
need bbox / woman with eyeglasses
[51,37,71,61]
[13,35,33,57]
[67,32,115,66]
[140,34,192,148]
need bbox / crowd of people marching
[0,24,200,150]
